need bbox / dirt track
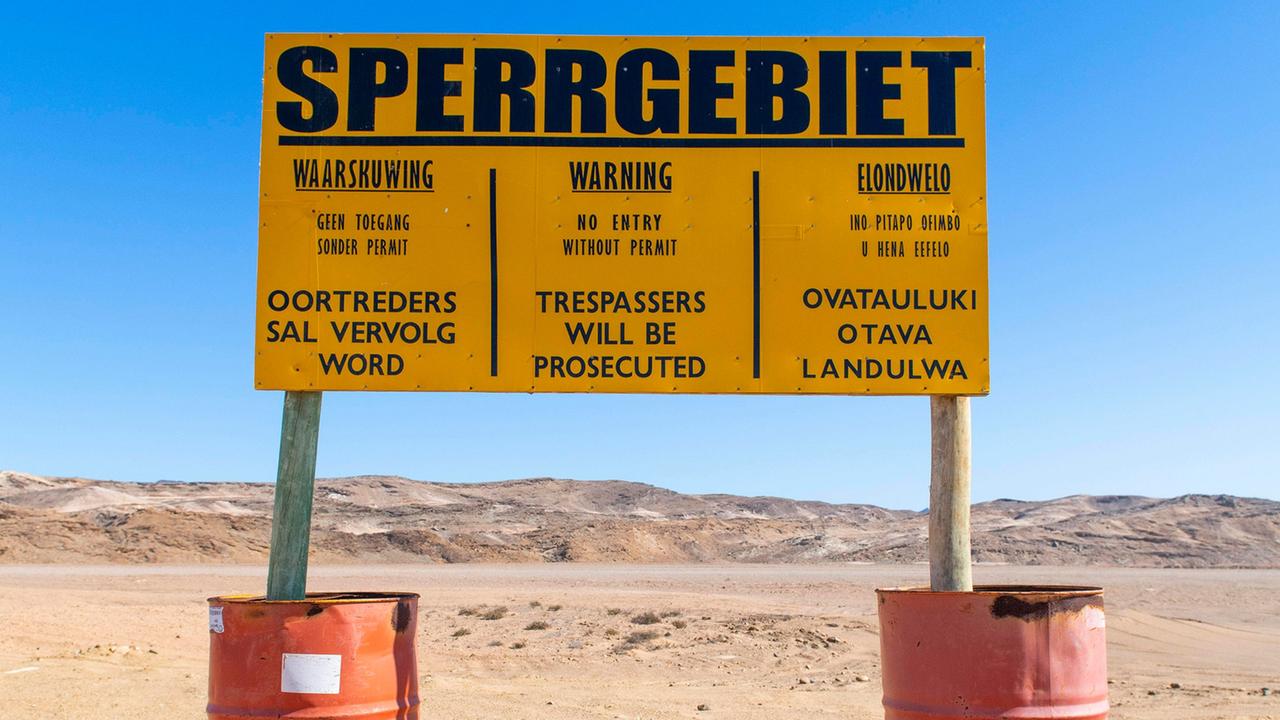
[0,564,1277,719]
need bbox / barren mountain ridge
[1,470,1276,566]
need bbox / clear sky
[1,2,1276,509]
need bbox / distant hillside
[1,470,1277,567]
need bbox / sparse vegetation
[631,611,661,625]
[547,604,562,611]
[660,610,681,618]
[606,608,623,616]
[509,641,526,649]
[671,619,688,629]
[525,620,549,630]
[480,606,509,621]
[528,600,541,608]
[451,628,470,637]
[604,628,619,637]
[623,630,659,646]
[458,606,479,616]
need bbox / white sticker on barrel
[1085,606,1106,630]
[208,606,224,634]
[281,653,342,694]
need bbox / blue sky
[1,2,1276,509]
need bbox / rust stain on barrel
[991,593,1103,621]
[392,600,412,632]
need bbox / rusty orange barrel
[207,592,419,719]
[877,585,1107,720]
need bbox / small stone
[697,704,710,712]
[855,675,870,682]
[797,678,808,685]
[1169,682,1181,689]
[1262,687,1271,696]
[1147,690,1157,696]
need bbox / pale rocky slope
[1,470,1276,566]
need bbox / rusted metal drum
[877,585,1108,720]
[207,592,420,720]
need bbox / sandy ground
[0,565,1276,719]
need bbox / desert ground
[0,564,1276,719]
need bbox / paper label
[208,606,224,634]
[281,653,342,694]
[1085,606,1106,631]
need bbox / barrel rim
[875,584,1103,597]
[207,591,420,605]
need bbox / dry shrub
[671,620,688,629]
[660,610,681,618]
[622,630,660,648]
[548,604,563,612]
[480,606,509,621]
[510,641,526,649]
[631,612,661,625]
[451,628,470,637]
[606,608,623,616]
[525,620,549,630]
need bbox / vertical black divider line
[752,171,761,380]
[489,168,498,377]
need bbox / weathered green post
[265,390,322,600]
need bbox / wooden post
[929,395,973,592]
[266,390,323,600]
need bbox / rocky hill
[1,470,1276,566]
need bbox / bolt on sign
[255,34,988,394]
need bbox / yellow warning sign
[255,34,988,394]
